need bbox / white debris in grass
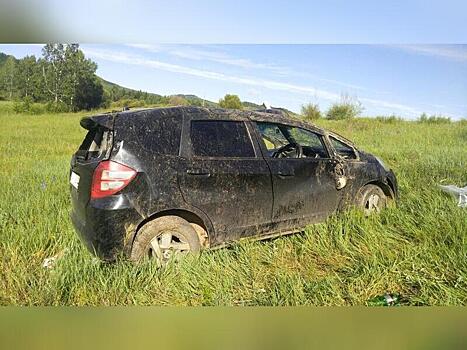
[439,185,467,208]
[42,249,68,269]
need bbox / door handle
[186,168,211,177]
[277,171,294,178]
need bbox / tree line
[0,45,220,113]
[0,44,106,112]
[1,44,371,119]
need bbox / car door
[178,114,273,244]
[253,121,341,227]
[327,134,364,200]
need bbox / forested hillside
[0,45,270,113]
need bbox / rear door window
[191,120,255,158]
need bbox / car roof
[114,106,327,134]
[85,106,356,146]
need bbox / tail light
[91,160,137,199]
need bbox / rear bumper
[70,196,142,261]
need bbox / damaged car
[70,106,398,263]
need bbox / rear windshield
[76,127,111,161]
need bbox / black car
[70,106,398,263]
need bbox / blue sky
[1,44,466,119]
[36,0,467,43]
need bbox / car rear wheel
[130,216,201,265]
[355,184,387,215]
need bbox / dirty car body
[70,107,398,261]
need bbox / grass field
[0,103,466,306]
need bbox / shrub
[301,103,321,121]
[219,94,243,109]
[111,99,147,109]
[375,114,403,123]
[13,96,34,114]
[29,103,47,115]
[418,113,451,124]
[168,95,189,106]
[13,97,30,113]
[326,95,363,120]
[0,101,15,115]
[13,101,27,114]
[12,98,48,115]
[45,101,70,113]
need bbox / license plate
[70,171,80,189]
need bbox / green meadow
[0,102,466,305]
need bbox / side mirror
[336,175,347,190]
[333,162,347,190]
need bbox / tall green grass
[0,106,466,305]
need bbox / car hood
[358,150,378,163]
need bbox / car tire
[130,215,201,264]
[355,184,387,215]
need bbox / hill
[0,50,296,114]
[94,77,299,115]
[98,78,282,112]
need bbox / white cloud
[392,45,467,63]
[128,44,368,91]
[84,47,339,99]
[127,44,288,73]
[84,47,428,117]
[310,76,366,91]
[360,97,423,116]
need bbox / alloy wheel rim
[365,193,381,214]
[148,231,190,264]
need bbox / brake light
[91,160,137,199]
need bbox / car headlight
[375,156,390,171]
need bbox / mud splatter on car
[70,106,398,263]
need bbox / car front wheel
[355,184,387,215]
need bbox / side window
[77,127,110,160]
[191,120,255,158]
[288,127,329,158]
[126,115,182,155]
[256,122,289,150]
[330,136,357,160]
[256,122,328,158]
